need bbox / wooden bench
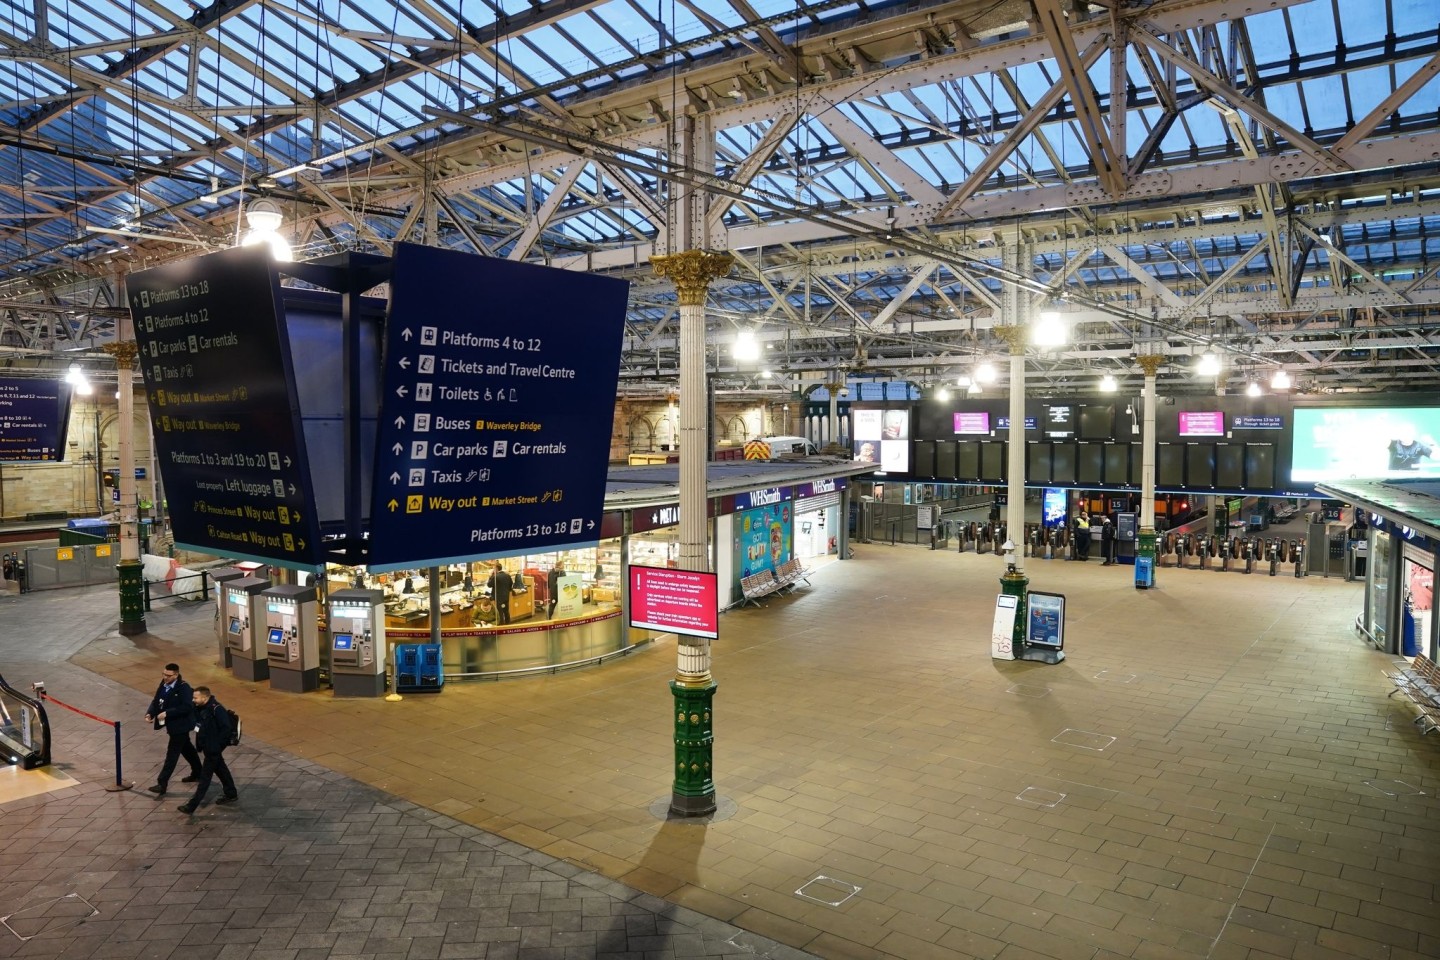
[773,557,812,592]
[1384,654,1440,734]
[739,571,782,607]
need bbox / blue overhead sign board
[996,416,1038,431]
[367,243,628,570]
[128,247,324,568]
[1232,415,1284,430]
[0,377,70,462]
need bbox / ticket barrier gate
[328,589,387,697]
[224,576,271,682]
[263,584,320,693]
[209,567,249,669]
[1220,538,1232,572]
[1292,541,1306,578]
[1268,539,1280,576]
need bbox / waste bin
[395,643,444,693]
[1402,605,1420,657]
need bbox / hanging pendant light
[240,198,293,261]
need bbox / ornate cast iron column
[650,248,732,816]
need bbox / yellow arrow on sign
[387,499,399,512]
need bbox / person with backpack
[177,686,238,814]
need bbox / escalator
[0,673,50,769]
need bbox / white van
[754,436,819,458]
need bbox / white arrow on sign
[398,357,410,369]
[283,456,291,467]
[389,472,401,484]
[401,328,413,341]
[288,483,296,495]
[394,416,405,428]
[587,520,594,530]
[396,386,408,397]
[392,442,403,455]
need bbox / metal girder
[812,102,945,205]
[1334,51,1440,153]
[507,165,585,261]
[1034,0,1124,196]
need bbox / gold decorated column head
[650,250,734,306]
[1135,354,1166,378]
[101,341,140,369]
[991,324,1027,354]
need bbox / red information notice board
[629,565,719,640]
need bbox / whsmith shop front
[383,459,873,678]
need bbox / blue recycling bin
[394,643,444,693]
[1402,606,1420,657]
[1134,555,1155,590]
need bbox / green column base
[670,679,717,816]
[1000,569,1029,652]
[117,559,147,635]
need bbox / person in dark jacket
[1101,518,1116,565]
[487,562,513,625]
[547,561,563,618]
[143,662,201,797]
[178,686,237,814]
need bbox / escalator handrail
[0,671,51,769]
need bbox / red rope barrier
[38,692,118,728]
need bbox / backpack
[225,708,241,747]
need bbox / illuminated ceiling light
[974,361,997,384]
[956,375,972,387]
[1031,310,1067,348]
[1271,368,1291,390]
[967,381,982,395]
[1099,373,1117,392]
[732,328,760,361]
[760,369,772,379]
[1195,350,1222,377]
[936,387,951,402]
[240,198,292,261]
[1246,381,1262,397]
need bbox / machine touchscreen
[228,616,242,635]
[333,633,354,650]
[267,627,285,646]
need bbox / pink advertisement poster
[953,411,990,434]
[1178,411,1225,436]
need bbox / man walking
[488,562,513,625]
[547,561,563,618]
[143,663,201,797]
[178,686,237,814]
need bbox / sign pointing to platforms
[367,243,628,570]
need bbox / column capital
[102,340,140,368]
[991,324,1027,353]
[1135,353,1165,378]
[650,249,734,306]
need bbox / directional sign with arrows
[367,242,628,571]
[126,247,324,567]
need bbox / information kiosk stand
[263,584,320,693]
[328,589,387,697]
[224,576,271,682]
[209,567,249,668]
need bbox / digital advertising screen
[1026,592,1066,649]
[629,565,719,640]
[1292,406,1440,481]
[853,407,910,473]
[1042,488,1067,528]
[953,411,991,435]
[1179,411,1225,437]
[1078,404,1114,440]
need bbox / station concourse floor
[3,543,1440,960]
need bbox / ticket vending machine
[209,567,249,669]
[224,576,271,682]
[327,589,387,697]
[262,584,320,693]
